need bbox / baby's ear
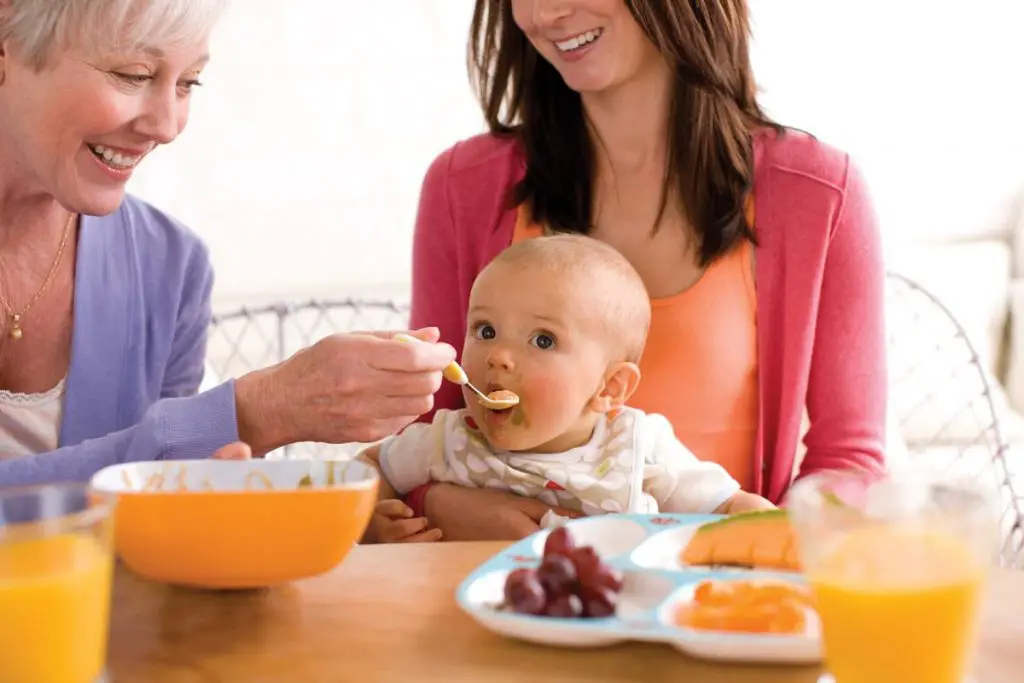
[588,362,641,414]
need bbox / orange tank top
[511,207,759,490]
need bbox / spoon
[393,333,520,410]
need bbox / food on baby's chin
[681,509,801,571]
[501,527,623,619]
[674,579,812,635]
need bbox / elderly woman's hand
[234,327,455,455]
[211,442,252,460]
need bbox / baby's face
[461,262,613,453]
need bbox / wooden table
[109,542,1024,683]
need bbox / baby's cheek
[522,374,574,421]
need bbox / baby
[360,234,772,543]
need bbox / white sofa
[884,191,1024,453]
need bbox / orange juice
[810,526,985,683]
[0,533,113,683]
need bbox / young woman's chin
[550,59,626,97]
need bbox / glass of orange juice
[0,484,116,683]
[788,469,998,683]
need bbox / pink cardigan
[409,129,886,503]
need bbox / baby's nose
[486,346,515,370]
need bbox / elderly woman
[0,0,454,487]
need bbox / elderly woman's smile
[86,143,147,175]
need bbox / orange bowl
[89,458,378,589]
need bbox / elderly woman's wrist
[235,367,292,456]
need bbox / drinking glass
[788,469,999,683]
[0,484,116,683]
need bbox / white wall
[750,0,1024,248]
[126,0,1024,309]
[128,1,484,307]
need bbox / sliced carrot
[693,580,736,606]
[675,579,810,636]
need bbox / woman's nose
[133,89,185,145]
[533,0,573,27]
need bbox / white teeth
[555,28,602,53]
[89,144,141,170]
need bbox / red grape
[581,562,624,593]
[502,531,625,621]
[543,526,575,558]
[569,545,600,573]
[504,568,546,615]
[536,554,578,596]
[545,593,584,618]
[568,546,622,592]
[580,585,617,618]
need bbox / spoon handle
[442,362,469,386]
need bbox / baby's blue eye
[530,333,556,350]
[474,323,496,340]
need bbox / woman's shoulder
[421,132,523,205]
[114,195,213,277]
[431,131,522,176]
[415,132,524,267]
[753,127,876,247]
[754,127,854,192]
[83,196,215,317]
[117,195,210,258]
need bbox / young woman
[405,0,886,539]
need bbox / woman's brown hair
[469,0,782,266]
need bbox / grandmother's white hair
[0,0,228,68]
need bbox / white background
[126,0,1024,308]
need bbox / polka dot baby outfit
[378,408,740,516]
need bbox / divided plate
[455,513,820,664]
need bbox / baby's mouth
[482,383,519,412]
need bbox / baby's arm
[357,422,444,544]
[642,414,752,514]
[713,490,776,514]
[356,444,398,500]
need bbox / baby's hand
[369,499,443,543]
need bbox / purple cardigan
[0,196,239,487]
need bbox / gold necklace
[0,212,75,340]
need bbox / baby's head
[461,234,651,453]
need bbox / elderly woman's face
[0,40,209,215]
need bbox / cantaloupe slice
[680,509,801,571]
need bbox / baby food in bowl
[89,459,378,589]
